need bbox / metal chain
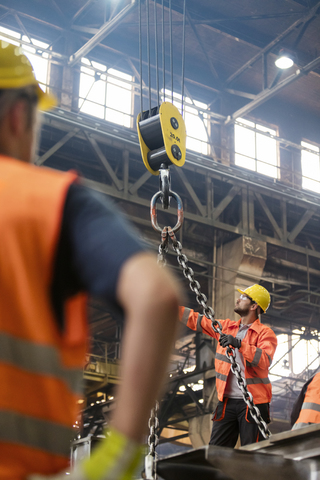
[164,228,271,440]
[157,227,168,266]
[146,401,159,479]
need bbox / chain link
[165,227,271,440]
[146,401,159,479]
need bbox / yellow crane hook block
[137,102,186,175]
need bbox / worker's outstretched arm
[179,306,222,340]
[112,251,181,442]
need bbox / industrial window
[79,58,133,128]
[0,26,49,92]
[301,140,320,194]
[270,332,320,380]
[162,90,210,156]
[234,118,278,178]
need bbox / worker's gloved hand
[219,333,241,349]
[28,427,143,480]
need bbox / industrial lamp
[275,49,295,69]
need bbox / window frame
[234,117,280,179]
[78,58,134,129]
[300,138,320,194]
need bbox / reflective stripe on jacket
[180,306,277,404]
[292,373,320,429]
[0,157,88,479]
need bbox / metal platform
[157,424,320,480]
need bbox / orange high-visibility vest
[180,306,277,404]
[0,156,88,480]
[292,373,320,429]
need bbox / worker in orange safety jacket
[291,372,320,430]
[180,284,277,447]
[0,41,181,480]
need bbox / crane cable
[137,0,187,179]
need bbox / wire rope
[169,0,173,103]
[139,0,143,114]
[146,0,151,115]
[154,0,159,106]
[162,0,165,102]
[138,0,187,114]
[181,0,186,117]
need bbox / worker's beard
[234,305,250,316]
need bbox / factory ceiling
[0,0,319,121]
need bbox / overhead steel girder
[71,0,97,24]
[68,0,136,67]
[41,110,320,262]
[225,0,320,85]
[225,53,320,124]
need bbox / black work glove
[219,333,241,349]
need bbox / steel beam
[225,0,320,85]
[287,208,315,243]
[35,128,80,165]
[71,0,97,24]
[85,132,123,191]
[39,112,320,261]
[186,10,220,82]
[176,168,207,217]
[68,0,136,67]
[212,185,241,221]
[128,170,152,195]
[225,54,320,123]
[255,192,283,239]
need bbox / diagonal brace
[68,0,136,67]
[212,185,241,221]
[176,168,206,217]
[255,192,283,239]
[35,128,80,166]
[85,133,123,191]
[287,208,315,243]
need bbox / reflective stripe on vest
[247,348,262,367]
[216,371,228,382]
[215,352,231,364]
[181,308,190,326]
[196,315,203,332]
[301,402,320,413]
[0,410,74,456]
[246,377,270,385]
[0,332,83,395]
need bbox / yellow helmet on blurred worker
[0,40,56,110]
[237,284,270,313]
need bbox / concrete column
[215,236,267,320]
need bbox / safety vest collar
[246,318,263,333]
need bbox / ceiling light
[275,49,295,69]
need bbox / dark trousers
[209,398,270,448]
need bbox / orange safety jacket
[292,373,320,429]
[0,156,88,480]
[180,307,277,404]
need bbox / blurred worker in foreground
[180,285,277,447]
[0,41,181,480]
[291,372,320,430]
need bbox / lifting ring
[150,190,183,233]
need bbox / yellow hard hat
[237,284,270,313]
[0,40,56,110]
